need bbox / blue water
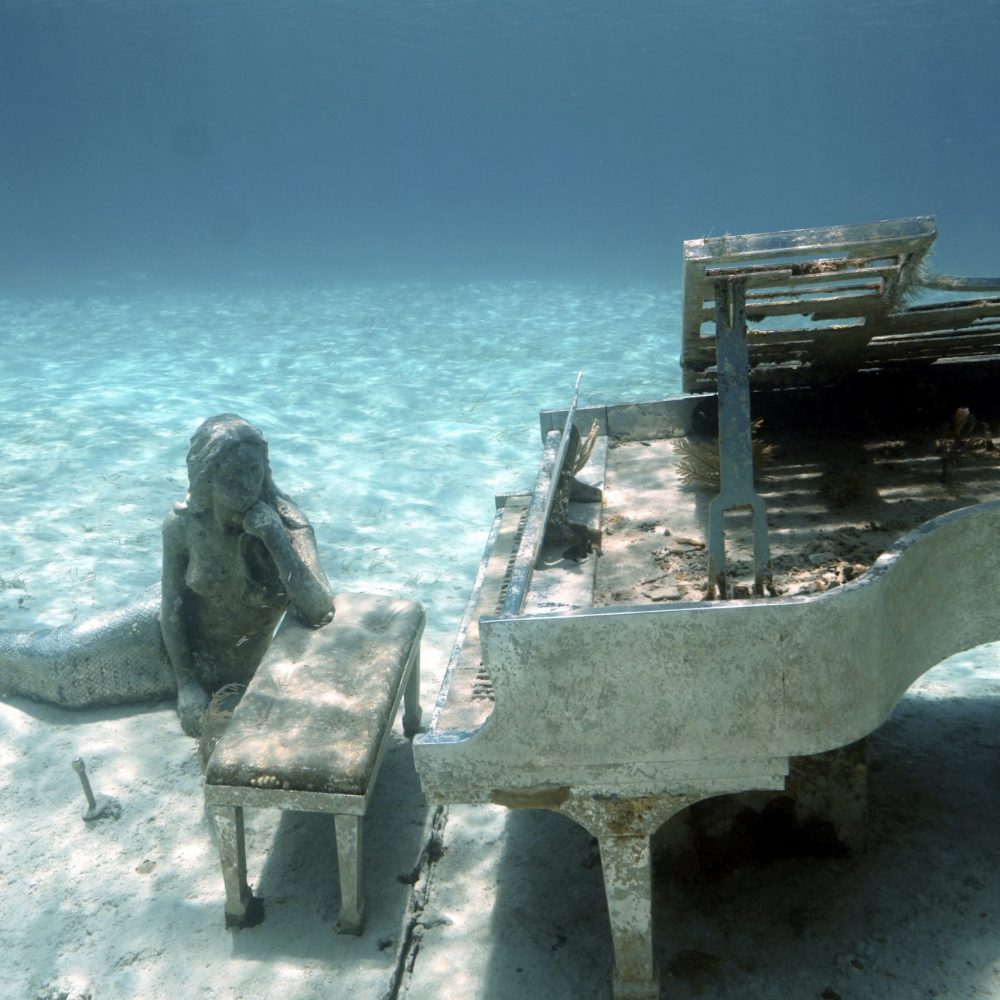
[0,282,678,644]
[4,11,1000,997]
[2,0,1000,640]
[2,0,998,291]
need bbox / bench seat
[204,591,424,934]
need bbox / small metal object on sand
[72,757,122,822]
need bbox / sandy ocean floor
[0,282,674,634]
[0,281,671,999]
[4,281,1000,1000]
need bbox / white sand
[0,282,671,999]
[0,282,674,633]
[4,281,1000,1000]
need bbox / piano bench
[203,592,424,935]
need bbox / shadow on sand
[479,689,1000,999]
[216,733,430,964]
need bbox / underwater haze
[2,0,999,289]
[4,7,1000,998]
[1,0,999,645]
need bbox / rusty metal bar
[707,276,773,599]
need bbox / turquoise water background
[0,283,677,646]
[3,11,1000,997]
[1,0,998,289]
[1,0,998,649]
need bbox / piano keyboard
[430,494,531,731]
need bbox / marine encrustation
[0,414,335,738]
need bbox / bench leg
[598,832,659,1000]
[402,646,423,737]
[213,805,264,929]
[334,813,365,934]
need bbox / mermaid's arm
[242,499,335,627]
[160,508,209,735]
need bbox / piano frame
[414,217,1000,999]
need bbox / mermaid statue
[0,414,336,737]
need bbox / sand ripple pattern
[0,282,681,648]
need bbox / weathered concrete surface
[415,475,1000,997]
[401,646,1000,999]
[420,501,1000,802]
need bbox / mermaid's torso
[181,513,288,686]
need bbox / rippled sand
[8,282,1000,1000]
[0,281,680,639]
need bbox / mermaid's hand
[176,679,210,738]
[242,501,285,547]
[243,499,335,627]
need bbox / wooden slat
[871,324,1000,347]
[880,299,1000,334]
[747,277,890,299]
[866,331,1000,361]
[749,293,884,320]
[687,322,866,355]
[689,289,885,322]
[674,215,1000,392]
[707,261,900,291]
[685,216,936,263]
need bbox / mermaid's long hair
[184,414,309,529]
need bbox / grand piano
[413,217,1000,998]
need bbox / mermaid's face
[212,441,266,519]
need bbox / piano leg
[563,795,698,999]
[598,832,659,1000]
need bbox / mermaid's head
[185,414,276,515]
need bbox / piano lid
[681,216,1000,394]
